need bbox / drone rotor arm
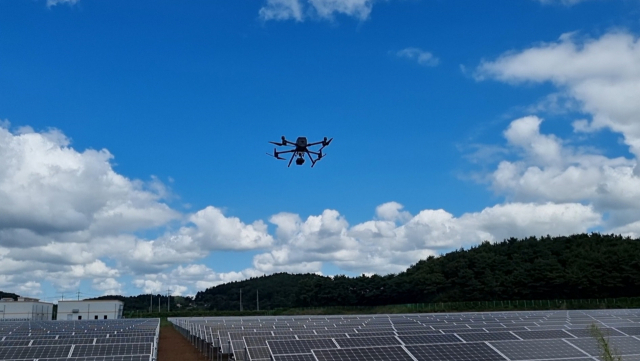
[287,152,296,167]
[306,150,319,167]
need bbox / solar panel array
[170,309,640,361]
[0,319,159,361]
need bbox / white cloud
[133,264,262,296]
[185,207,274,251]
[259,0,374,22]
[0,127,179,237]
[47,0,79,7]
[476,32,640,169]
[375,201,412,223]
[475,31,640,234]
[396,48,440,67]
[93,278,123,296]
[17,282,43,297]
[491,116,640,230]
[0,125,272,296]
[259,0,304,21]
[251,202,600,275]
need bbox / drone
[267,136,333,167]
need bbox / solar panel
[335,336,402,348]
[268,339,337,355]
[443,328,489,334]
[171,310,640,361]
[565,328,625,338]
[313,345,414,361]
[458,331,520,342]
[0,345,72,360]
[31,338,96,345]
[566,336,640,356]
[37,356,151,361]
[398,333,462,345]
[247,346,271,360]
[618,327,640,336]
[95,336,155,344]
[513,330,574,339]
[297,333,349,339]
[272,354,318,361]
[244,335,296,348]
[395,330,444,336]
[489,339,588,360]
[405,342,505,361]
[0,340,31,346]
[71,343,153,357]
[351,331,397,337]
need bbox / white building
[0,297,53,321]
[57,300,124,321]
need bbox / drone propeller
[269,136,288,147]
[266,148,285,160]
[310,151,326,167]
[318,137,333,151]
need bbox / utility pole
[167,289,171,312]
[240,289,243,311]
[257,289,259,311]
[150,294,152,313]
[77,291,80,300]
[158,295,160,313]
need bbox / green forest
[0,290,19,300]
[193,233,640,310]
[3,233,639,313]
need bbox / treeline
[0,291,19,300]
[194,233,640,310]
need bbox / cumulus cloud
[93,278,123,296]
[476,32,640,168]
[252,202,600,275]
[0,125,272,296]
[475,31,640,235]
[0,127,179,237]
[133,264,262,296]
[491,116,640,229]
[259,0,374,22]
[396,48,440,67]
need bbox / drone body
[267,136,333,167]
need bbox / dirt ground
[158,325,209,361]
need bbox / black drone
[267,136,333,167]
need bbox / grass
[589,323,622,361]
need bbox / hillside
[0,290,19,300]
[194,233,640,310]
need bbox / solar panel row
[0,319,159,361]
[170,309,640,361]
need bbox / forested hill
[0,291,19,300]
[195,233,640,310]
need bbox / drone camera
[296,158,305,165]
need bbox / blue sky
[1,0,640,300]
